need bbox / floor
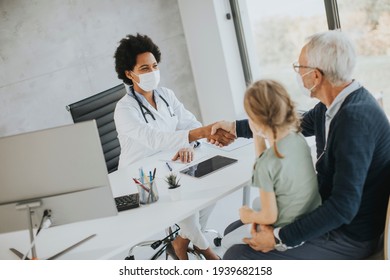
[112,187,258,260]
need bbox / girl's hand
[239,205,255,224]
[172,147,194,163]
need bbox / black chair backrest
[66,84,126,173]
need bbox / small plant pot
[168,187,181,201]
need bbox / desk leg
[242,185,251,206]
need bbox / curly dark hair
[114,33,161,85]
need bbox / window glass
[338,0,390,114]
[245,0,328,110]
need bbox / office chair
[385,196,390,260]
[125,224,205,260]
[66,84,126,173]
[124,224,222,260]
[364,195,390,260]
[364,162,390,260]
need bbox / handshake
[173,121,237,163]
[191,120,236,147]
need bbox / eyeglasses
[292,62,324,75]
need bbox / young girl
[221,79,321,250]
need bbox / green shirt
[253,132,321,227]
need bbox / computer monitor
[0,120,117,235]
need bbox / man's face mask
[296,70,316,97]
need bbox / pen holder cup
[136,180,159,205]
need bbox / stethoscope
[129,86,175,123]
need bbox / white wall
[0,0,201,137]
[178,0,247,124]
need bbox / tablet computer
[179,155,238,178]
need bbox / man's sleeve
[300,109,316,137]
[236,119,253,138]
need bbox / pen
[149,171,153,183]
[132,178,150,192]
[165,162,172,172]
[139,168,144,184]
[152,167,157,180]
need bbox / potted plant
[165,173,181,201]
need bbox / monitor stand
[9,234,96,260]
[13,201,42,259]
[10,201,96,260]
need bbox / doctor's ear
[125,70,134,81]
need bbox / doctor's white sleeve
[114,103,191,151]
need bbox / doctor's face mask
[132,70,160,92]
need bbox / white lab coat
[114,85,202,169]
[115,84,214,250]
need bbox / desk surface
[0,141,254,259]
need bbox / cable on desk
[36,209,51,235]
[22,209,52,260]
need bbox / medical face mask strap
[253,126,270,147]
[303,70,318,91]
[255,128,267,139]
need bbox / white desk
[0,142,254,260]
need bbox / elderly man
[212,30,390,259]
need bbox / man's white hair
[305,30,356,86]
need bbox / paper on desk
[204,137,253,151]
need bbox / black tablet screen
[180,155,238,178]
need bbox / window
[245,0,328,110]
[338,0,390,114]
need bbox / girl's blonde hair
[244,79,301,158]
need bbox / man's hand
[188,122,235,145]
[207,121,236,146]
[172,147,194,163]
[243,224,275,253]
[210,121,236,135]
[207,128,236,147]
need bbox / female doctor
[113,33,223,260]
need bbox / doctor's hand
[208,121,236,147]
[207,121,236,147]
[243,224,275,253]
[172,147,194,163]
[207,128,236,147]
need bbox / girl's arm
[240,188,278,225]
